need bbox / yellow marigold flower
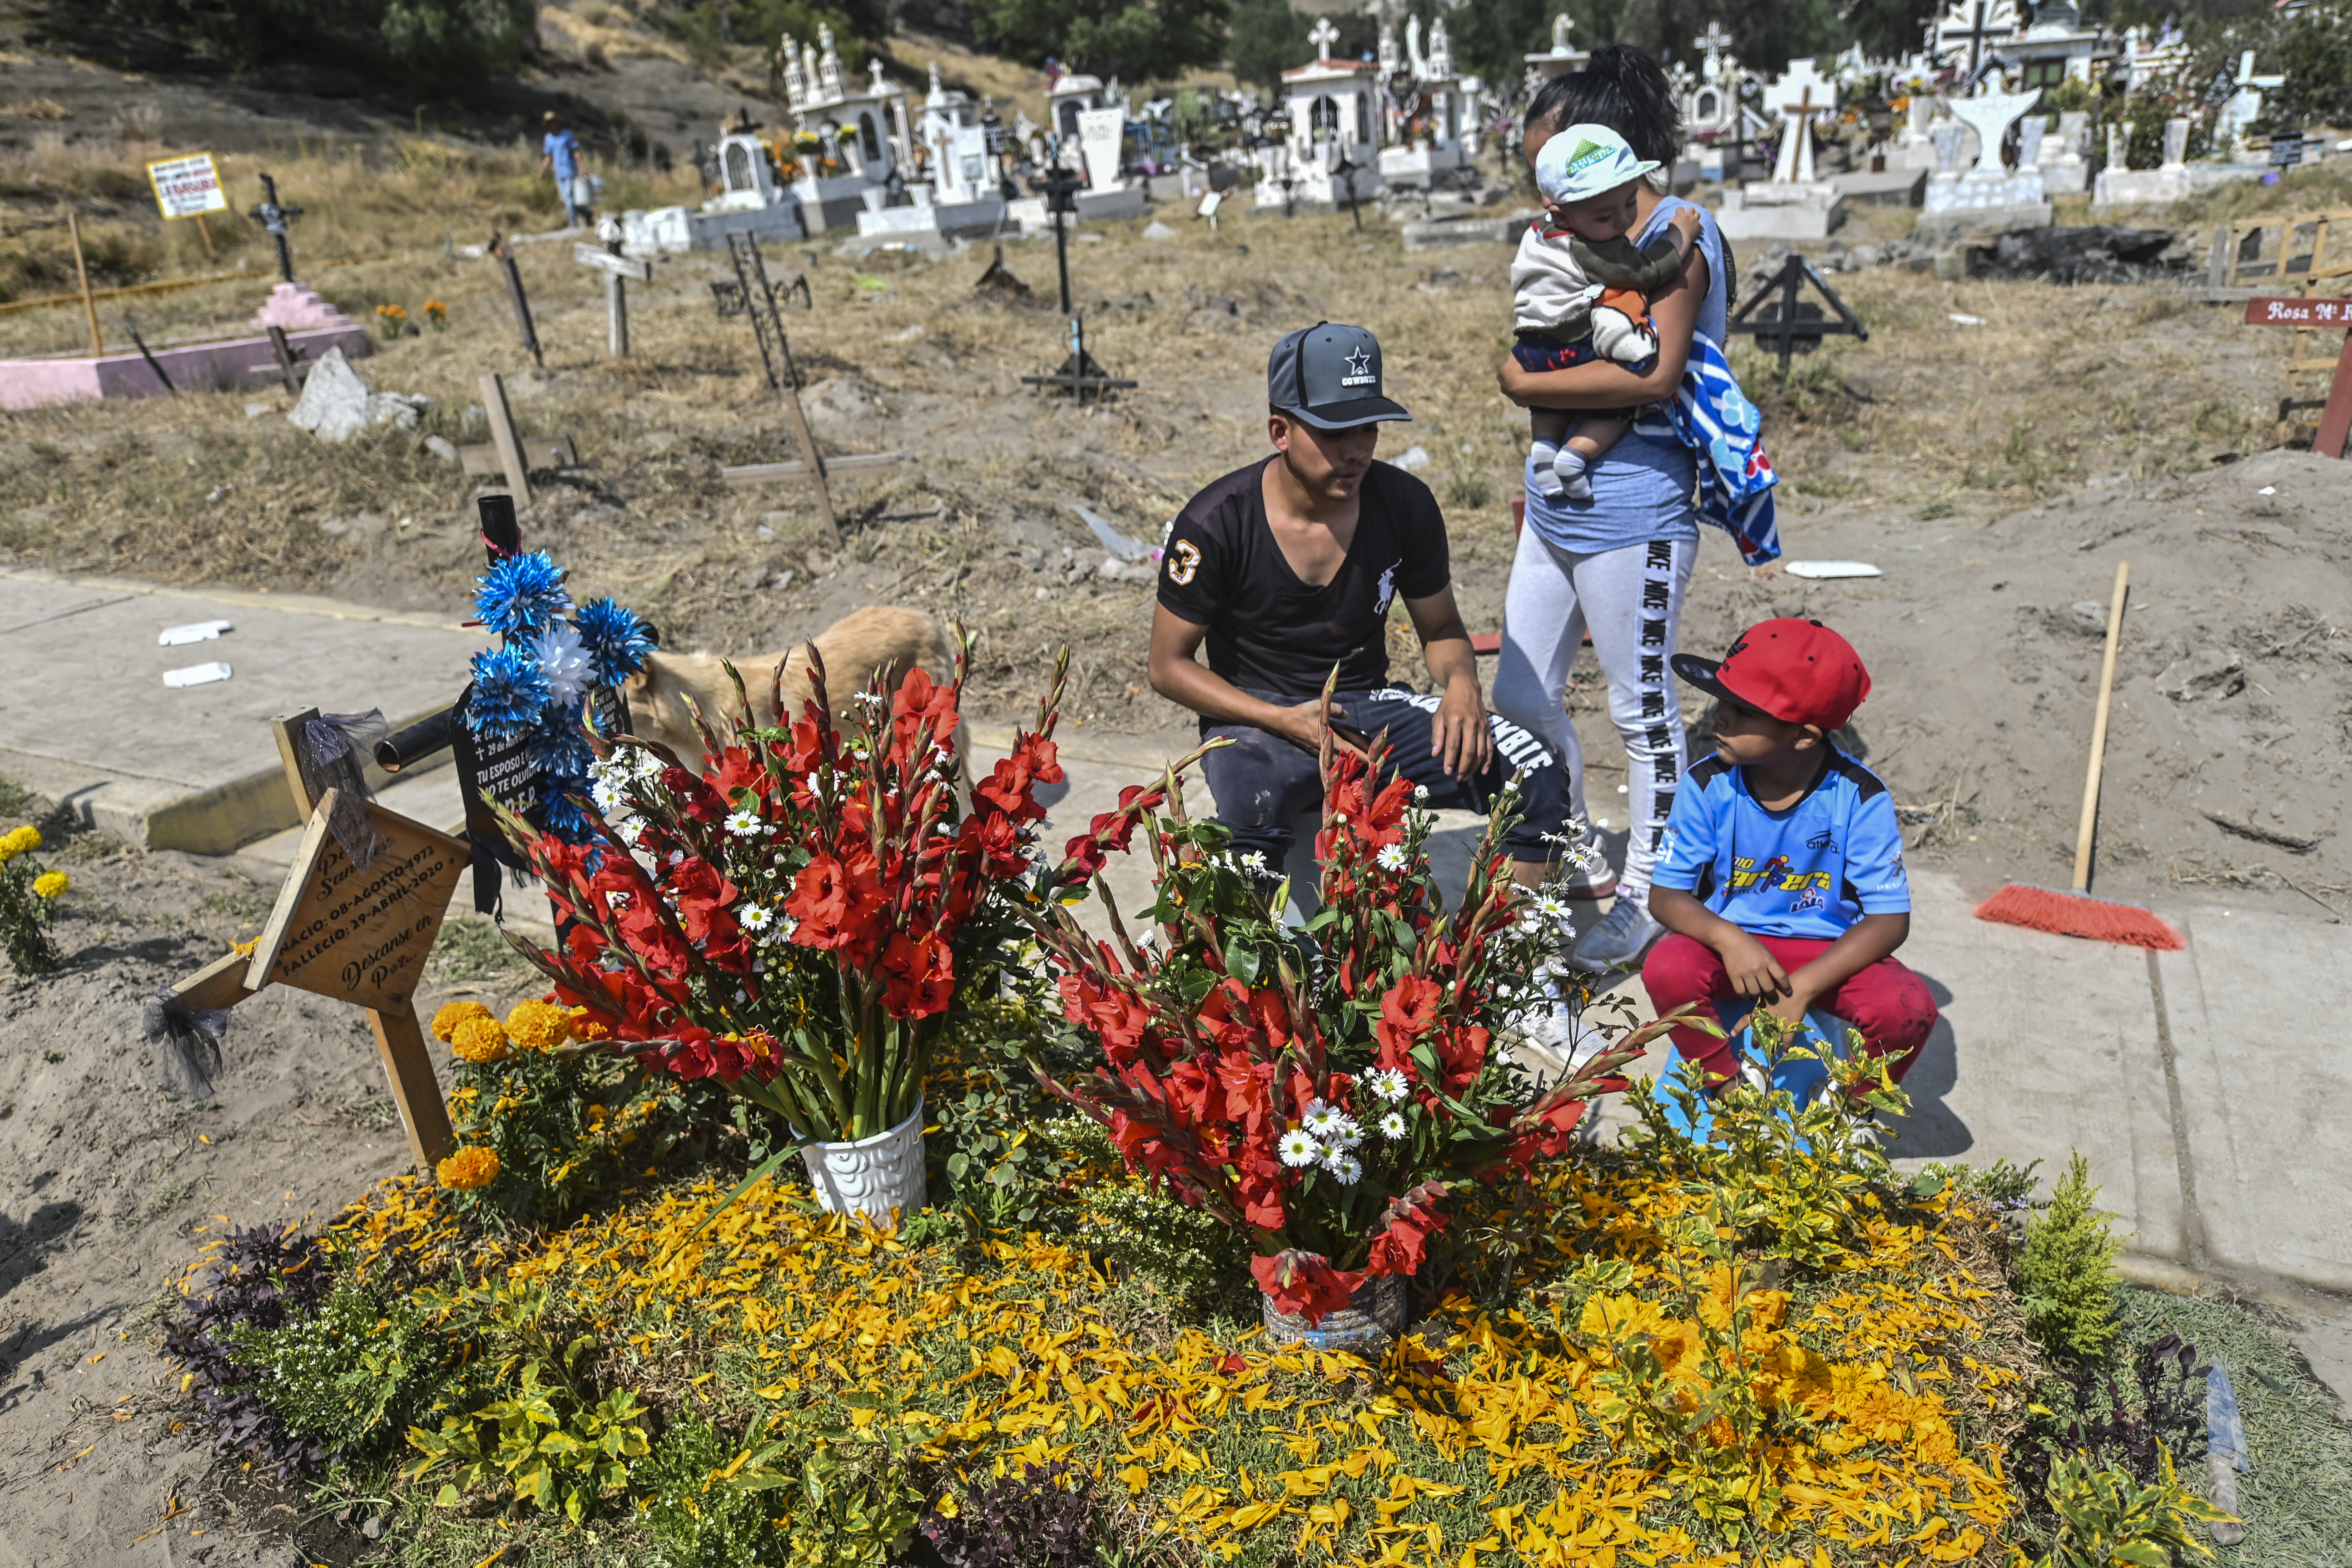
[505,998,574,1052]
[450,1015,511,1064]
[32,871,66,898]
[431,1000,494,1043]
[435,1146,501,1191]
[566,1006,610,1042]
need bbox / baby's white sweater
[1510,223,1597,335]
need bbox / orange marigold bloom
[450,1015,511,1064]
[566,1006,611,1042]
[435,1146,501,1191]
[505,998,574,1052]
[431,1000,494,1043]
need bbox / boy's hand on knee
[1721,931,1790,1000]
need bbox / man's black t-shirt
[1156,458,1450,702]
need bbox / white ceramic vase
[799,1098,927,1226]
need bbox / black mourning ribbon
[143,984,228,1098]
[300,710,390,871]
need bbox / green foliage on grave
[2029,1448,2233,1568]
[972,0,1233,87]
[2017,1151,2122,1363]
[227,1264,451,1464]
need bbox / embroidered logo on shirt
[1166,541,1201,586]
[1806,829,1837,852]
[1374,560,1399,614]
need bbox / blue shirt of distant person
[540,111,587,222]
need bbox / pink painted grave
[0,283,375,410]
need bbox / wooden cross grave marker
[167,710,466,1170]
[574,239,651,360]
[2245,296,2352,459]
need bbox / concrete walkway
[0,570,483,854]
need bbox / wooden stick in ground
[479,370,534,510]
[65,207,101,358]
[775,371,841,547]
[2071,560,2130,892]
[193,210,217,259]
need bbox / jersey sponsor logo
[1374,560,1399,614]
[1806,829,1837,852]
[1166,540,1201,586]
[1789,887,1826,914]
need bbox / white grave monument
[776,32,913,233]
[2221,50,2284,159]
[1003,74,1147,233]
[2093,114,2193,208]
[1523,14,1590,84]
[1254,18,1387,211]
[854,63,1007,247]
[1716,58,1847,239]
[1378,16,1469,186]
[621,117,809,254]
[1918,84,2050,234]
[1985,0,2115,89]
[2039,109,2093,193]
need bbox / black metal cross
[1945,0,2005,80]
[247,172,302,284]
[1725,253,1870,378]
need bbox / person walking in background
[540,110,592,228]
[1491,45,1781,978]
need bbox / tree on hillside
[1228,0,1306,96]
[971,0,1234,85]
[86,0,536,93]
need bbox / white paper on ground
[163,662,233,687]
[1948,313,1986,325]
[1783,560,1883,579]
[158,620,233,646]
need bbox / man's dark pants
[1198,687,1577,868]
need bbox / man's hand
[1268,699,1365,759]
[1430,676,1493,778]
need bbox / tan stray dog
[621,606,963,774]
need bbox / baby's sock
[1553,446,1593,501]
[1529,439,1566,498]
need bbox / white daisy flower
[1277,1129,1320,1167]
[1414,784,1430,801]
[1325,1115,1364,1149]
[739,904,774,931]
[1375,843,1407,871]
[1378,1111,1407,1139]
[1321,1149,1363,1184]
[725,808,762,837]
[1301,1100,1346,1137]
[763,916,798,946]
[1238,851,1268,874]
[1367,1068,1411,1103]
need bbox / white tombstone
[2039,109,2092,193]
[1075,106,1126,191]
[1918,83,2050,233]
[2092,113,2191,208]
[1523,13,1589,82]
[1934,0,2022,82]
[1765,57,1835,185]
[1901,93,1940,171]
[852,60,1006,247]
[1379,13,1468,185]
[2221,50,2284,159]
[1255,19,1386,211]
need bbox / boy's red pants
[1640,932,1938,1087]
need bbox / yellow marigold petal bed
[332,1151,2029,1566]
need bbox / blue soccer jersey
[1650,748,1910,939]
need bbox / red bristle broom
[1975,560,2184,950]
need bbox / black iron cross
[247,172,302,284]
[1725,252,1870,378]
[1947,0,2004,80]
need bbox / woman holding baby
[1493,44,1779,975]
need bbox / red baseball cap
[1672,618,1871,731]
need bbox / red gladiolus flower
[1250,1251,1361,1325]
[1089,784,1165,853]
[785,850,885,957]
[1375,974,1443,1053]
[881,928,955,1018]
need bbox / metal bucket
[1260,1273,1408,1355]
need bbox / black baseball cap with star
[1266,322,1412,431]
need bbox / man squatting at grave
[1147,321,1582,915]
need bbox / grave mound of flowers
[165,653,2057,1566]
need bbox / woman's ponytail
[1523,44,1685,171]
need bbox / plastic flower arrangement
[463,552,655,847]
[374,303,407,339]
[487,645,1145,1176]
[1032,723,1693,1325]
[422,298,447,328]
